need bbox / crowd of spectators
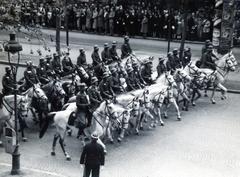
[0,0,239,43]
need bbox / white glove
[80,164,84,168]
[101,166,105,170]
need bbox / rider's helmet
[124,35,129,42]
[173,48,178,55]
[112,41,117,46]
[94,45,99,51]
[104,43,109,49]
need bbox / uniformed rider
[157,57,166,77]
[182,47,192,67]
[110,67,124,94]
[24,61,39,90]
[99,72,115,100]
[62,52,74,75]
[121,36,132,59]
[2,67,15,95]
[141,59,154,85]
[51,53,63,77]
[76,83,91,138]
[87,77,103,114]
[126,66,141,91]
[77,48,87,68]
[109,41,120,62]
[200,45,217,70]
[91,45,102,67]
[172,48,182,69]
[132,61,146,88]
[36,58,50,84]
[101,43,112,65]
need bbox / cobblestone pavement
[1,93,240,177]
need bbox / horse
[199,51,237,104]
[42,80,66,111]
[0,94,29,145]
[173,67,192,111]
[21,84,49,129]
[162,72,181,120]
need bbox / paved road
[1,93,240,177]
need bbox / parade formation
[0,34,238,165]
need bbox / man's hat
[91,77,98,84]
[143,59,152,65]
[5,67,11,72]
[104,43,109,48]
[79,48,84,52]
[173,48,178,54]
[91,132,99,140]
[207,45,213,50]
[94,45,99,49]
[167,52,173,56]
[112,41,117,45]
[159,57,165,62]
[124,36,129,41]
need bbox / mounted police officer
[132,61,146,88]
[141,59,154,85]
[200,45,217,70]
[182,47,192,67]
[99,72,115,100]
[157,57,166,77]
[45,55,55,78]
[77,48,87,68]
[126,66,141,91]
[101,43,112,65]
[87,77,103,115]
[109,41,120,62]
[110,67,124,94]
[76,83,91,138]
[172,48,182,69]
[24,61,39,90]
[2,67,15,95]
[91,45,102,67]
[51,53,63,77]
[121,36,132,59]
[62,52,74,76]
[37,58,50,84]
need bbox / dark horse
[42,80,66,111]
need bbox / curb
[0,59,240,94]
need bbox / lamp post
[4,32,23,175]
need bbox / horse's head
[188,63,201,75]
[132,97,140,111]
[225,57,236,72]
[18,95,29,118]
[53,80,66,97]
[175,68,192,81]
[165,72,177,87]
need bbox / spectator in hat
[121,36,132,59]
[101,43,112,64]
[109,41,120,62]
[80,132,105,177]
[77,48,87,67]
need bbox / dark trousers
[83,165,100,177]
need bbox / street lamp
[4,32,23,175]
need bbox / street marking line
[0,162,67,177]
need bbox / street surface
[0,30,240,177]
[0,93,240,177]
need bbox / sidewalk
[0,163,66,177]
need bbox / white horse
[0,94,29,145]
[199,51,237,104]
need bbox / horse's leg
[118,128,126,142]
[107,126,114,144]
[59,131,71,161]
[157,107,164,126]
[164,103,170,119]
[218,83,227,100]
[51,133,59,156]
[139,112,145,130]
[172,99,181,121]
[210,86,217,104]
[182,93,190,111]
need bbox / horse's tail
[39,112,56,139]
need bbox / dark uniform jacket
[109,47,119,62]
[76,92,90,112]
[157,63,166,77]
[172,55,182,69]
[126,72,141,91]
[62,56,74,73]
[2,73,15,95]
[77,53,87,67]
[121,42,132,59]
[91,51,102,66]
[80,141,105,166]
[36,65,50,84]
[182,52,192,67]
[99,79,114,100]
[111,74,124,94]
[141,66,153,85]
[101,49,112,64]
[201,52,216,70]
[51,58,62,75]
[24,68,39,88]
[87,86,102,111]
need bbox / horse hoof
[67,132,72,136]
[51,152,56,156]
[140,127,144,131]
[22,137,28,142]
[117,138,122,143]
[204,94,208,97]
[177,117,181,121]
[160,123,164,126]
[110,140,114,144]
[185,108,189,111]
[135,131,139,135]
[212,101,216,104]
[192,103,196,106]
[104,150,107,155]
